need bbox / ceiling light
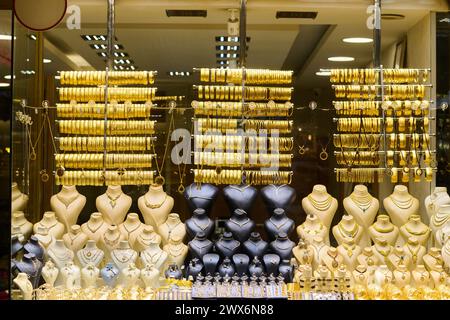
[328,56,355,62]
[0,82,10,87]
[4,75,15,79]
[316,71,331,76]
[343,37,373,44]
[0,35,14,40]
[43,58,52,63]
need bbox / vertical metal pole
[104,0,115,182]
[239,0,246,68]
[373,0,381,69]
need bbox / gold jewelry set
[192,100,293,117]
[193,152,292,168]
[59,87,156,102]
[193,169,293,185]
[197,85,292,101]
[56,70,158,186]
[56,102,152,118]
[59,71,155,85]
[199,68,292,85]
[194,135,294,152]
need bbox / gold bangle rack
[55,70,158,186]
[192,68,294,185]
[329,67,436,183]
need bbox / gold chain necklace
[269,217,289,230]
[103,232,121,247]
[342,242,356,257]
[122,223,141,238]
[406,244,421,264]
[301,223,324,235]
[193,218,211,231]
[56,193,80,209]
[307,194,332,211]
[431,210,450,228]
[374,244,392,258]
[144,194,168,209]
[229,217,251,228]
[327,250,339,268]
[86,221,103,234]
[106,191,122,209]
[389,195,413,210]
[350,193,372,213]
[404,224,429,236]
[112,249,135,263]
[372,222,394,233]
[338,222,358,238]
[167,244,185,257]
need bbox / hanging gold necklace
[106,191,122,209]
[327,250,339,268]
[350,193,372,213]
[406,243,421,264]
[307,194,332,211]
[389,194,413,210]
[144,194,167,209]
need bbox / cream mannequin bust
[80,212,109,242]
[371,237,393,266]
[441,237,450,273]
[163,235,188,268]
[403,236,426,269]
[119,263,141,288]
[352,264,370,286]
[11,211,33,240]
[292,239,315,266]
[343,185,379,248]
[319,247,344,273]
[158,213,186,246]
[374,265,393,285]
[399,214,431,246]
[50,185,86,232]
[140,263,160,289]
[411,264,430,287]
[140,240,169,272]
[47,240,75,270]
[309,236,329,271]
[111,241,138,270]
[296,214,329,246]
[13,273,33,300]
[133,225,162,252]
[138,184,174,228]
[41,260,59,287]
[33,226,55,249]
[12,227,25,244]
[81,264,100,288]
[357,247,380,268]
[368,215,399,246]
[425,187,450,220]
[392,264,411,287]
[77,240,104,268]
[60,261,81,289]
[12,182,28,213]
[118,213,145,249]
[335,264,352,286]
[301,185,338,232]
[435,222,450,248]
[423,247,444,272]
[33,211,65,239]
[332,215,364,247]
[383,185,419,227]
[96,185,132,225]
[313,264,332,282]
[62,225,89,253]
[386,246,412,271]
[429,265,448,288]
[99,225,125,259]
[337,238,362,270]
[430,204,450,247]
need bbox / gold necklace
[269,217,289,230]
[307,194,332,211]
[301,223,324,235]
[389,194,413,210]
[338,222,358,238]
[229,217,251,228]
[167,244,185,257]
[327,250,339,268]
[103,232,121,247]
[164,220,181,238]
[431,210,450,228]
[122,222,141,238]
[39,220,58,230]
[404,224,429,236]
[374,244,392,258]
[193,218,211,231]
[144,194,168,209]
[372,222,394,233]
[112,249,135,263]
[406,244,421,264]
[106,191,122,209]
[350,193,372,213]
[341,242,356,257]
[86,220,103,234]
[56,193,80,209]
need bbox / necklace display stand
[265,208,294,241]
[218,257,235,277]
[242,232,268,258]
[232,254,250,276]
[111,240,138,270]
[203,253,220,275]
[185,208,214,240]
[425,187,450,220]
[13,252,42,289]
[292,239,314,266]
[138,184,174,228]
[411,265,431,287]
[119,263,141,288]
[332,215,364,247]
[386,246,412,271]
[12,211,33,241]
[101,262,120,287]
[393,264,411,288]
[96,185,132,225]
[223,184,258,214]
[337,238,362,270]
[269,233,294,261]
[134,225,162,252]
[186,258,203,280]
[140,263,160,288]
[371,237,393,266]
[441,239,450,273]
[47,240,74,270]
[60,261,81,289]
[356,247,380,268]
[188,232,213,260]
[296,214,329,245]
[41,260,59,287]
[33,211,65,239]
[11,236,23,259]
[119,213,145,249]
[403,236,426,269]
[302,185,337,231]
[423,247,445,272]
[80,212,109,243]
[343,185,379,247]
[23,236,44,262]
[100,225,125,260]
[77,240,104,268]
[278,260,293,283]
[184,183,219,214]
[158,213,186,246]
[261,184,296,214]
[33,225,55,249]
[430,204,450,248]
[140,240,169,273]
[225,209,255,242]
[353,264,369,286]
[368,214,399,246]
[319,247,343,273]
[383,185,419,227]
[215,232,241,258]
[12,182,28,213]
[399,214,431,246]
[81,264,100,288]
[62,225,88,254]
[436,223,450,249]
[429,265,448,287]
[374,265,393,286]
[248,256,264,277]
[163,235,188,267]
[50,185,86,232]
[165,263,183,280]
[263,253,281,276]
[13,273,33,300]
[309,236,328,270]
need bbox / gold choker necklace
[106,191,122,209]
[144,194,168,209]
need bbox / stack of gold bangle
[191,100,293,117]
[337,118,381,133]
[55,153,154,169]
[333,101,380,116]
[382,69,427,84]
[59,87,157,102]
[195,119,238,131]
[384,85,426,100]
[330,69,378,84]
[199,68,292,85]
[59,137,153,152]
[59,71,155,85]
[58,120,155,135]
[193,135,294,152]
[56,102,152,118]
[243,120,293,133]
[55,170,154,186]
[193,152,292,168]
[383,100,429,116]
[193,169,293,185]
[333,134,381,149]
[197,85,292,101]
[336,168,384,183]
[388,133,429,150]
[334,85,378,99]
[335,151,380,166]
